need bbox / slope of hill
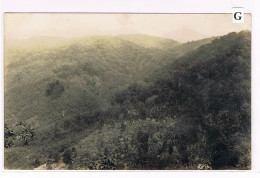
[4,32,250,170]
[4,34,186,169]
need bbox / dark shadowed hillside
[104,31,251,169]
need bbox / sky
[4,13,251,42]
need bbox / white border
[251,0,260,173]
[0,0,254,13]
[1,0,260,178]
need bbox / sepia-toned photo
[4,13,251,170]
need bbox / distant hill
[165,28,208,42]
[5,36,73,50]
[117,34,180,49]
[5,34,180,51]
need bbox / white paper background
[0,0,259,178]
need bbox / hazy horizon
[5,13,251,42]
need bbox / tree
[4,124,15,148]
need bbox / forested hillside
[4,31,250,170]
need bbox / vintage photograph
[4,13,251,170]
